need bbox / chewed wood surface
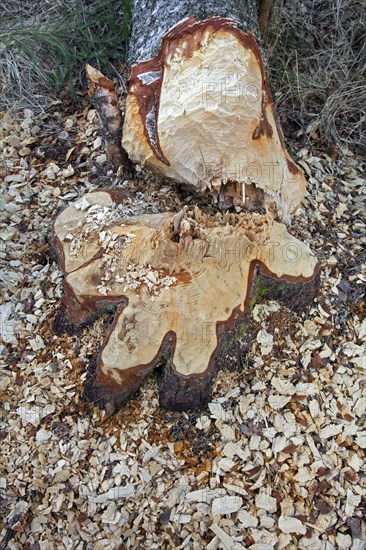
[54,190,319,410]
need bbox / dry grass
[0,0,130,112]
[0,0,365,156]
[266,0,366,155]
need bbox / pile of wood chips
[0,105,365,549]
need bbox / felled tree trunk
[122,0,304,221]
[53,0,320,413]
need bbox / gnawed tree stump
[53,190,319,412]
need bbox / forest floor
[0,103,365,550]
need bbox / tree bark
[52,0,320,413]
[258,0,274,36]
[127,0,260,65]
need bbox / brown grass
[0,0,130,112]
[266,0,366,155]
[0,0,364,156]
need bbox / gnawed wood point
[122,17,306,221]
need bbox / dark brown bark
[258,0,274,35]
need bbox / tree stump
[53,190,319,412]
[53,0,320,412]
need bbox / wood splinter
[86,64,126,170]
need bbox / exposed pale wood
[122,17,305,221]
[53,190,319,411]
